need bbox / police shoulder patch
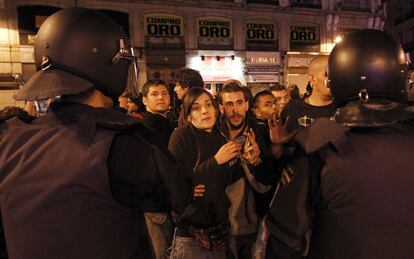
[280,165,294,187]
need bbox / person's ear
[244,100,249,112]
[253,107,261,118]
[308,74,315,86]
[142,97,148,106]
[219,104,224,114]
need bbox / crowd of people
[1,7,414,259]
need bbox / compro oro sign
[290,23,320,52]
[245,21,278,51]
[144,14,184,48]
[197,17,233,50]
[144,14,184,37]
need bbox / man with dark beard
[218,82,278,259]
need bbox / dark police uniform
[0,8,193,259]
[266,27,414,259]
[0,102,191,259]
[266,118,414,259]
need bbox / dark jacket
[0,102,192,259]
[168,124,230,230]
[140,111,178,212]
[142,111,175,148]
[266,118,414,259]
[220,118,279,235]
[254,118,281,218]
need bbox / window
[246,0,279,5]
[18,5,61,45]
[98,10,130,37]
[293,0,322,9]
[342,0,370,11]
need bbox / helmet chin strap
[112,39,141,98]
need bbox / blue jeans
[170,235,228,259]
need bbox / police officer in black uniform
[265,29,414,259]
[0,8,191,259]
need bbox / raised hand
[242,128,261,166]
[268,114,297,145]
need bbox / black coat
[266,118,414,259]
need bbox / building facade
[0,0,385,108]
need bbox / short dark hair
[269,84,287,92]
[175,68,204,89]
[182,87,217,123]
[219,82,248,104]
[141,78,168,98]
[253,90,273,108]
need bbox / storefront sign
[144,14,184,48]
[246,67,279,73]
[246,74,278,83]
[245,21,278,51]
[199,19,231,38]
[145,14,183,36]
[246,57,279,64]
[247,23,274,40]
[245,52,281,66]
[289,23,320,52]
[245,52,280,83]
[197,17,233,50]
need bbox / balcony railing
[340,5,371,12]
[292,1,321,9]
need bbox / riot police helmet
[15,8,131,101]
[328,29,408,127]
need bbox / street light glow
[335,35,343,44]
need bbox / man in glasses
[0,8,191,259]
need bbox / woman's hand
[193,184,205,198]
[214,141,242,165]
